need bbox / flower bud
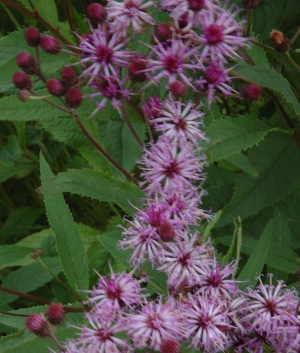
[178,13,189,29]
[188,0,205,12]
[47,303,65,326]
[240,84,262,100]
[65,87,82,108]
[26,314,51,338]
[242,0,259,9]
[61,67,78,86]
[16,52,38,75]
[158,221,175,242]
[169,80,186,97]
[30,248,42,259]
[205,63,223,85]
[160,339,180,353]
[46,78,66,96]
[153,23,172,43]
[87,3,107,22]
[40,35,62,54]
[17,89,31,102]
[25,27,40,47]
[12,71,32,90]
[129,60,147,82]
[270,30,290,54]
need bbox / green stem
[285,52,300,72]
[108,201,122,218]
[291,27,300,46]
[0,2,21,29]
[246,8,252,37]
[37,258,85,304]
[251,39,275,52]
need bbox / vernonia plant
[0,0,300,352]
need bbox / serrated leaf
[218,132,300,226]
[19,0,58,28]
[0,257,62,305]
[97,118,145,173]
[252,0,300,40]
[0,245,32,269]
[17,229,54,248]
[237,219,273,287]
[40,154,89,297]
[225,153,258,177]
[39,169,144,215]
[235,65,300,117]
[207,115,274,161]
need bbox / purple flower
[78,29,129,80]
[158,232,212,288]
[128,299,181,350]
[144,39,200,89]
[142,96,162,118]
[107,0,155,35]
[183,294,231,352]
[198,4,248,64]
[86,271,143,312]
[139,136,205,194]
[149,99,207,144]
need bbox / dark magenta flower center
[96,45,113,63]
[204,24,224,44]
[188,0,205,11]
[164,55,182,73]
[205,63,223,85]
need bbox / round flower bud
[16,52,38,75]
[17,89,31,102]
[26,314,51,338]
[178,13,189,29]
[241,84,262,100]
[30,248,42,260]
[270,30,290,54]
[188,0,205,12]
[12,71,32,90]
[25,27,40,47]
[46,78,66,96]
[129,60,147,82]
[160,339,180,353]
[153,23,172,43]
[65,87,82,108]
[87,3,107,22]
[242,0,259,9]
[61,67,78,86]
[47,303,65,326]
[158,221,175,242]
[169,80,186,97]
[40,35,62,54]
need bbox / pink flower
[128,300,181,350]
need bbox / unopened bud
[87,3,107,22]
[160,339,180,353]
[61,67,78,86]
[242,0,259,9]
[47,303,65,326]
[25,27,40,47]
[40,35,62,54]
[129,60,147,82]
[46,79,66,96]
[12,71,32,90]
[188,0,205,12]
[169,80,186,97]
[153,23,172,43]
[30,248,42,259]
[178,13,189,29]
[270,30,290,54]
[158,221,175,242]
[17,89,31,102]
[16,52,38,75]
[241,84,262,100]
[65,87,82,108]
[26,314,51,338]
[142,96,161,118]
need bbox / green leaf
[17,229,54,248]
[40,154,89,297]
[225,153,258,177]
[237,219,273,288]
[19,0,58,28]
[0,136,22,165]
[97,118,146,172]
[218,132,300,226]
[221,217,242,270]
[0,257,62,305]
[39,168,144,215]
[0,306,46,330]
[0,161,35,183]
[207,115,274,161]
[0,245,32,269]
[252,0,300,40]
[235,65,300,117]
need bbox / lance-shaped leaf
[40,154,89,297]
